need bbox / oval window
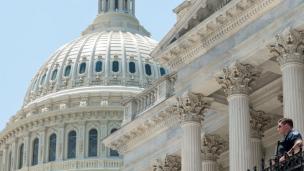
[129,62,136,73]
[79,63,86,74]
[64,65,71,77]
[51,69,58,81]
[96,61,102,72]
[112,61,119,72]
[40,74,46,85]
[145,64,152,76]
[160,67,166,76]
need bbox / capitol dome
[0,1,170,171]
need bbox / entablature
[151,0,281,72]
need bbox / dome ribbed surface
[24,31,162,105]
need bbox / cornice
[152,0,281,71]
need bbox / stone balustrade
[15,159,122,171]
[121,72,177,126]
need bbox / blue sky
[0,1,184,130]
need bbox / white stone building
[2,0,304,171]
[102,0,304,171]
[0,0,171,171]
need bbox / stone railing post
[267,27,304,134]
[169,91,213,171]
[214,62,262,171]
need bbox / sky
[0,0,185,130]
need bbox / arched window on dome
[51,69,58,81]
[112,61,119,72]
[64,65,71,77]
[129,62,136,73]
[19,144,24,169]
[145,64,152,76]
[79,63,86,74]
[160,67,166,76]
[68,131,77,159]
[49,134,56,162]
[110,129,119,156]
[115,0,118,11]
[40,74,46,85]
[32,79,37,91]
[96,61,103,72]
[33,138,39,166]
[88,129,98,157]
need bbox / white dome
[24,31,168,106]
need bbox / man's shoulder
[288,131,302,140]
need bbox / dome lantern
[82,0,150,36]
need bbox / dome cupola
[82,0,150,36]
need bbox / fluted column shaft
[251,138,262,171]
[109,0,115,11]
[102,0,107,12]
[181,122,202,171]
[202,160,217,171]
[281,63,304,134]
[228,94,252,171]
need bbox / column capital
[169,91,213,124]
[201,134,227,161]
[250,110,271,139]
[214,61,262,97]
[267,27,304,67]
[151,154,181,171]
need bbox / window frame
[78,62,87,75]
[51,69,58,81]
[144,64,153,76]
[63,65,72,77]
[88,129,98,157]
[67,131,77,159]
[32,138,39,166]
[49,134,57,162]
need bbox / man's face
[277,122,288,135]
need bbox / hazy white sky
[0,1,184,130]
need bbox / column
[214,62,262,171]
[127,0,131,13]
[57,124,65,161]
[98,0,101,14]
[11,140,18,171]
[132,0,135,15]
[201,134,227,171]
[23,133,30,168]
[169,91,213,171]
[2,146,8,171]
[78,121,86,159]
[100,121,108,157]
[109,0,115,11]
[38,128,46,164]
[103,0,107,12]
[119,0,123,11]
[268,27,304,134]
[250,111,271,170]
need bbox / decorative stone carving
[278,94,283,104]
[79,140,84,153]
[201,134,226,161]
[59,142,62,156]
[60,99,69,109]
[151,154,181,171]
[169,91,213,123]
[80,97,88,107]
[250,110,271,139]
[40,146,43,160]
[214,62,262,97]
[267,27,304,67]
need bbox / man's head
[278,118,293,135]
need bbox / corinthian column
[201,134,227,171]
[214,62,262,171]
[250,110,271,170]
[151,154,181,171]
[268,27,304,134]
[170,91,213,171]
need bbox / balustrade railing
[16,159,122,171]
[249,143,304,171]
[122,72,177,126]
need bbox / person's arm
[279,139,303,162]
